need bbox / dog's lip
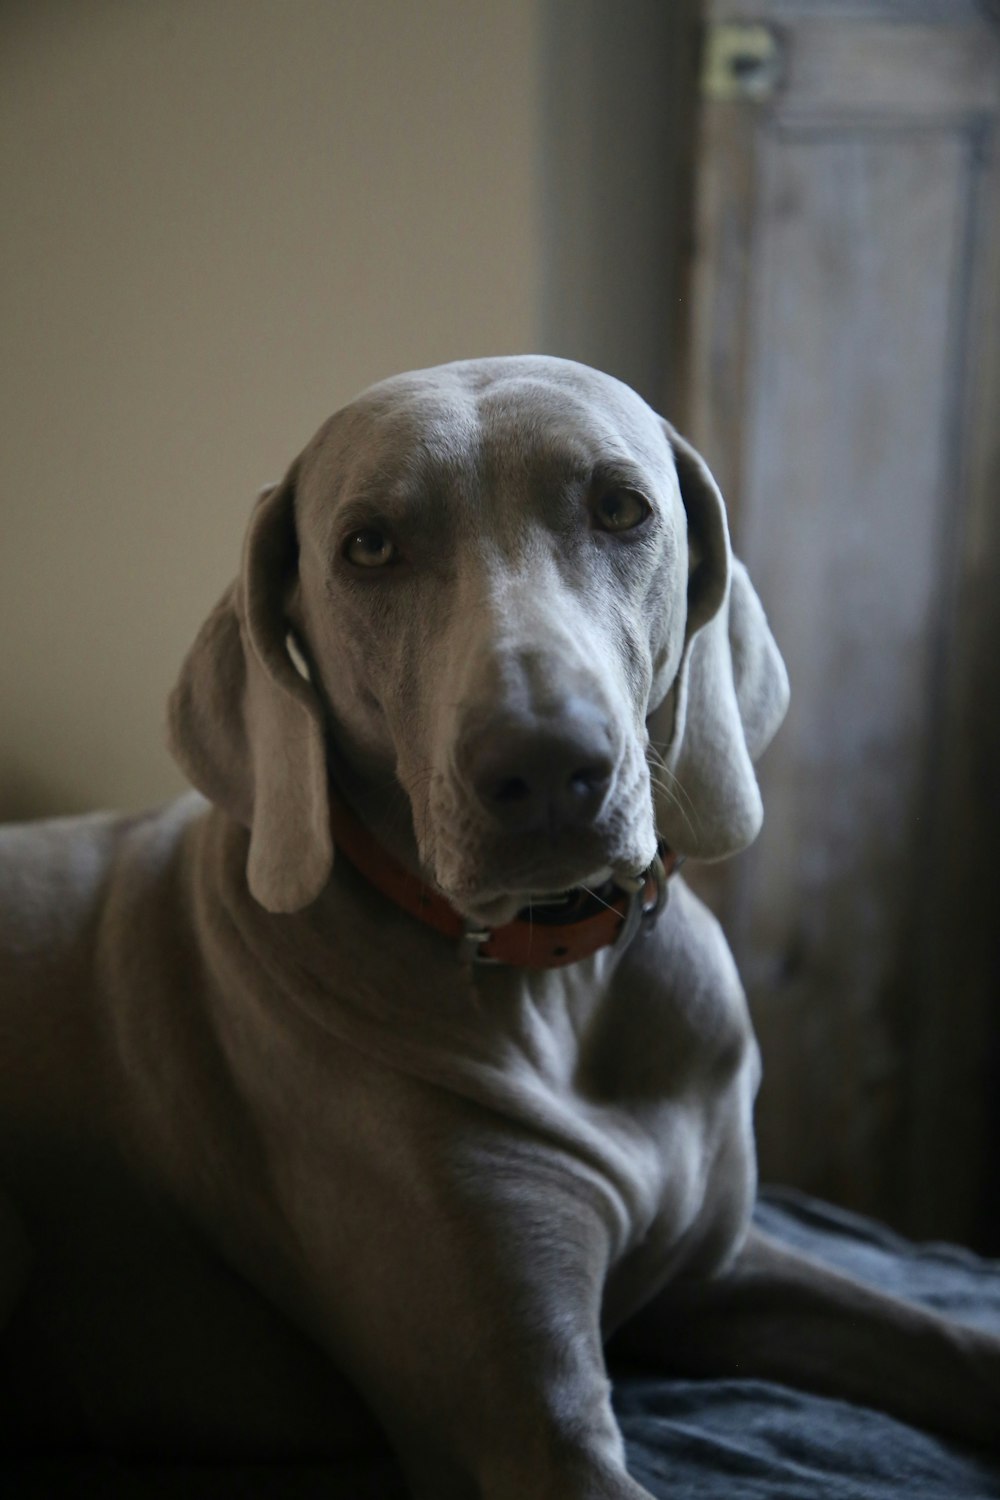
[445,860,651,928]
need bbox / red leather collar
[328,782,678,969]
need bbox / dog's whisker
[648,775,698,842]
[646,748,701,836]
[579,884,620,915]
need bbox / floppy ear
[167,463,333,913]
[648,425,789,861]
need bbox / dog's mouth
[438,836,658,927]
[410,748,658,927]
[453,863,643,928]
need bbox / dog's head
[169,357,788,921]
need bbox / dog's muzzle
[328,774,677,969]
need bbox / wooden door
[681,0,1000,1247]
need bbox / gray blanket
[620,1189,1000,1500]
[6,1190,1000,1498]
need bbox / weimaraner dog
[1,357,997,1495]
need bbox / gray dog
[1,357,997,1497]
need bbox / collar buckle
[460,924,501,965]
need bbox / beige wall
[0,0,541,817]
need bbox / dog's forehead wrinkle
[476,382,660,471]
[356,352,648,411]
[307,356,669,472]
[303,385,480,520]
[349,359,661,469]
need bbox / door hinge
[701,22,784,103]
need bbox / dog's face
[169,356,787,919]
[292,359,688,923]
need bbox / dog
[1,356,997,1496]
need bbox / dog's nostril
[465,700,617,831]
[494,775,532,804]
[568,766,611,797]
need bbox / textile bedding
[5,1189,999,1499]
[619,1189,1000,1499]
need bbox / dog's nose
[466,701,616,833]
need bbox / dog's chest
[471,955,756,1270]
[203,893,757,1309]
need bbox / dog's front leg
[610,1226,1000,1451]
[302,1151,654,1500]
[351,1256,653,1500]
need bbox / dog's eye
[343,528,398,568]
[592,489,651,533]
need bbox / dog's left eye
[343,528,398,568]
[592,489,651,533]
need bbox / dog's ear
[167,463,333,912]
[648,424,789,861]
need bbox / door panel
[682,0,1000,1244]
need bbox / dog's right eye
[591,488,651,534]
[342,528,399,569]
